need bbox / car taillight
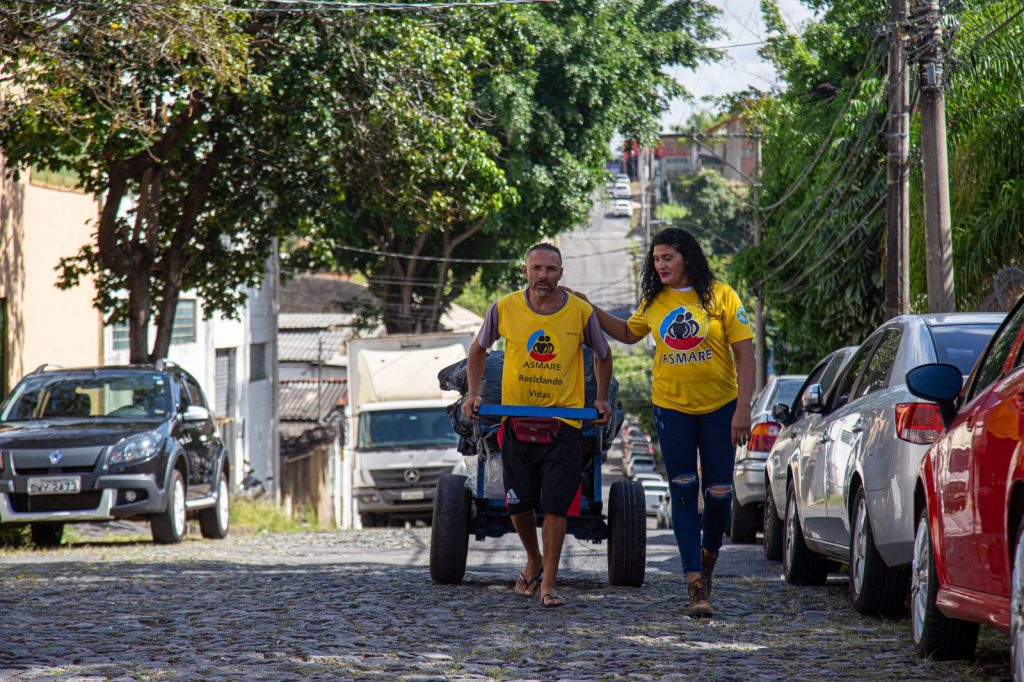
[748,421,781,453]
[895,403,944,444]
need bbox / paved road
[0,453,1011,680]
[559,198,637,319]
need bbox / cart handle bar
[476,404,598,420]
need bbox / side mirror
[771,402,791,424]
[906,363,963,428]
[801,384,824,413]
[183,405,210,422]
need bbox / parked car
[906,294,1024,663]
[634,474,669,515]
[0,362,231,546]
[763,346,858,561]
[625,455,657,479]
[730,374,807,543]
[611,199,633,218]
[782,313,1002,615]
[656,493,672,529]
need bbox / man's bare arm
[462,342,488,420]
[592,350,613,425]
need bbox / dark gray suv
[0,362,230,546]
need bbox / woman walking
[569,227,754,617]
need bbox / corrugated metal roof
[278,329,349,363]
[279,312,361,330]
[278,378,347,421]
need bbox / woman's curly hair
[639,228,717,314]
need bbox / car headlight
[108,431,164,467]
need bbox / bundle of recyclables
[438,349,625,497]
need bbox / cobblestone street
[0,520,1011,681]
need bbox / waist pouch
[508,417,561,444]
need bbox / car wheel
[199,472,230,539]
[30,522,64,548]
[1013,522,1024,679]
[730,494,759,544]
[849,488,909,614]
[763,483,784,561]
[151,469,187,544]
[911,507,978,659]
[782,483,828,586]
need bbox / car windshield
[358,407,458,449]
[929,323,1002,375]
[0,372,173,421]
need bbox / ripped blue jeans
[653,401,736,574]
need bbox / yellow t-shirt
[627,282,753,414]
[497,291,592,428]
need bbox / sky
[660,0,817,133]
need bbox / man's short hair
[525,242,562,263]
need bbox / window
[932,323,1003,375]
[855,328,903,399]
[790,360,829,423]
[171,300,197,345]
[112,324,130,351]
[250,343,267,382]
[183,377,206,408]
[214,348,236,418]
[830,341,876,411]
[967,305,1024,403]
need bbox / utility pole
[885,0,911,321]
[914,0,956,312]
[752,128,766,392]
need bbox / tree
[306,0,722,332]
[659,169,751,258]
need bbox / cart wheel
[608,479,646,587]
[429,473,472,584]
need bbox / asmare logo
[659,306,706,351]
[527,330,558,362]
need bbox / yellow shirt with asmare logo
[626,282,753,415]
[496,290,593,428]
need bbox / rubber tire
[608,479,646,587]
[849,487,909,614]
[429,474,471,584]
[151,469,187,544]
[911,507,979,660]
[763,484,784,561]
[30,522,64,548]
[199,472,231,539]
[730,494,760,544]
[782,483,828,586]
[360,513,383,528]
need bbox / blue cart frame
[429,404,647,587]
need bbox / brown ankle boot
[686,576,714,618]
[702,548,719,598]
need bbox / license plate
[27,476,81,495]
[400,489,425,501]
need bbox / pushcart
[429,404,646,587]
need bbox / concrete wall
[0,161,102,393]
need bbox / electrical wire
[6,0,555,12]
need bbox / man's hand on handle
[463,394,482,420]
[593,399,611,425]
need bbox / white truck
[346,332,473,528]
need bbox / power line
[332,243,636,263]
[7,0,555,12]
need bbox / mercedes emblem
[403,468,420,484]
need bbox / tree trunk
[127,268,151,365]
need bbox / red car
[907,293,1024,670]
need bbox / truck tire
[151,469,187,544]
[30,522,64,548]
[608,479,646,587]
[730,495,759,544]
[429,474,471,584]
[199,472,231,539]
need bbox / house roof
[279,312,360,330]
[278,328,350,363]
[278,378,347,422]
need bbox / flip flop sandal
[541,593,566,608]
[514,570,543,597]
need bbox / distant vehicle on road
[625,455,657,479]
[611,199,632,217]
[0,362,231,546]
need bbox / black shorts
[500,419,582,517]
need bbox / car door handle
[850,419,864,433]
[818,433,832,444]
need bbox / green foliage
[611,345,655,438]
[662,170,751,258]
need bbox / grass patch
[230,496,321,534]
